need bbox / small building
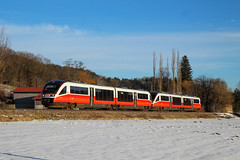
[33,93,46,109]
[13,87,43,108]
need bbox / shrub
[0,89,7,103]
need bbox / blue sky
[0,0,240,89]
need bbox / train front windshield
[42,80,66,94]
[150,92,158,101]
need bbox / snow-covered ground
[0,119,240,160]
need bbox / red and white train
[41,80,201,110]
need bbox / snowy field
[0,119,240,160]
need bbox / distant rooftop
[13,87,43,93]
[33,93,42,100]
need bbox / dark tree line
[233,83,240,113]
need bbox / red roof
[13,87,43,93]
[33,93,42,100]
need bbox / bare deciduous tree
[0,27,9,49]
[177,50,182,94]
[159,53,163,92]
[167,57,170,92]
[237,81,240,90]
[172,49,176,93]
[0,27,10,83]
[152,51,156,91]
[194,76,233,112]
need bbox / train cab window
[59,86,66,95]
[118,91,133,102]
[194,99,200,104]
[173,97,181,105]
[70,86,88,95]
[95,89,114,101]
[183,98,192,106]
[161,96,169,101]
[42,80,65,94]
[150,92,158,101]
[138,93,148,100]
[155,96,159,102]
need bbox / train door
[191,98,193,109]
[90,87,94,106]
[170,96,172,109]
[134,92,137,107]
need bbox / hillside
[0,83,16,96]
[0,49,153,91]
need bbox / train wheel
[64,103,68,110]
[70,103,77,110]
[144,106,152,111]
[158,107,163,112]
[42,101,49,108]
[111,105,119,110]
[66,103,76,110]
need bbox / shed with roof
[12,87,43,108]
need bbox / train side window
[183,98,192,106]
[161,96,169,101]
[96,89,102,100]
[118,91,133,102]
[59,86,66,95]
[107,90,113,101]
[96,89,114,101]
[194,99,200,104]
[70,86,88,95]
[80,87,88,95]
[173,97,181,105]
[138,93,148,100]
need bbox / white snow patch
[0,119,240,160]
[215,113,240,119]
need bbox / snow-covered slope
[0,119,239,160]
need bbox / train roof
[115,87,149,93]
[45,80,199,98]
[64,80,149,92]
[150,91,200,98]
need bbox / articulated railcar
[41,80,152,109]
[41,80,201,110]
[151,92,201,110]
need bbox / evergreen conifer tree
[181,55,192,81]
[233,88,240,112]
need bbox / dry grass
[0,109,219,122]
